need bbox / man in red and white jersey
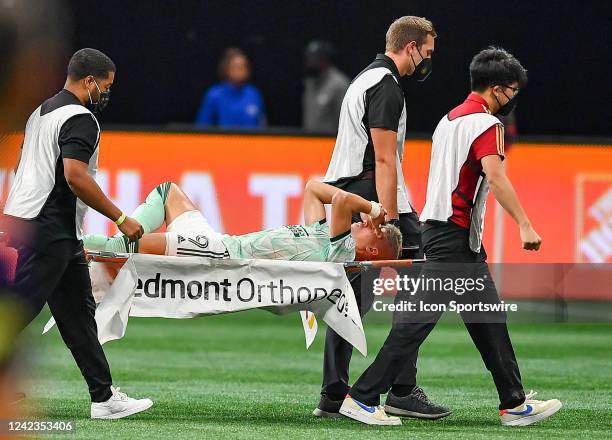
[339,48,562,427]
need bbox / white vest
[4,104,99,239]
[420,112,501,251]
[323,67,412,213]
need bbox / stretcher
[2,232,424,355]
[84,249,424,267]
[83,251,423,354]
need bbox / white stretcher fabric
[70,254,366,355]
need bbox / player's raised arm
[303,180,386,235]
[303,179,337,224]
[329,190,385,237]
[481,155,541,251]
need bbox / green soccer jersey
[221,219,356,263]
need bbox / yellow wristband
[115,213,126,226]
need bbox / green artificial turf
[15,310,612,439]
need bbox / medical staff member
[2,48,153,419]
[340,47,562,427]
[314,16,450,420]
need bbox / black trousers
[12,242,113,402]
[321,177,422,398]
[349,222,525,409]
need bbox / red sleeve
[472,123,505,161]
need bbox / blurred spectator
[195,48,265,128]
[302,40,349,133]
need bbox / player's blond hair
[382,223,403,259]
[385,16,436,52]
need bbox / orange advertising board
[1,132,610,263]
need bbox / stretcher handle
[85,250,130,262]
[344,259,425,268]
[85,250,425,267]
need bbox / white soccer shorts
[165,210,229,259]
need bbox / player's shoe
[91,386,153,419]
[500,390,562,426]
[340,395,401,425]
[312,394,343,418]
[384,387,452,419]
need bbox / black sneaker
[384,387,451,419]
[312,394,343,418]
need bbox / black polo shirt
[2,89,100,257]
[356,54,405,172]
[324,54,407,187]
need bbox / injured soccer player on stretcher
[82,180,402,263]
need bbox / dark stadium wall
[63,0,609,136]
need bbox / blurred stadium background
[0,0,610,438]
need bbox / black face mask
[495,89,518,116]
[86,79,110,115]
[410,46,432,82]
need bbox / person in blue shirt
[195,48,265,128]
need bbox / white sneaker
[500,390,562,426]
[340,395,401,426]
[91,386,153,419]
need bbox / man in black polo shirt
[314,16,450,419]
[2,48,153,419]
